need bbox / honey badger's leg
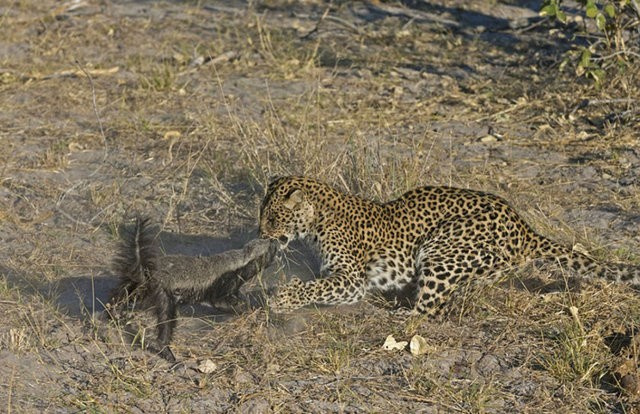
[149,286,177,362]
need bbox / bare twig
[301,6,362,39]
[570,98,638,116]
[41,66,119,80]
[324,15,362,34]
[178,51,239,76]
[630,0,640,20]
[604,109,640,123]
[579,98,637,105]
[55,206,90,227]
[364,0,460,28]
[514,17,550,34]
[474,101,528,122]
[592,50,640,61]
[74,60,108,176]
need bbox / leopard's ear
[283,189,305,210]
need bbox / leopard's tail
[110,216,160,303]
[526,234,640,286]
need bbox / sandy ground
[1,0,640,412]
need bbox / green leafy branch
[541,0,640,83]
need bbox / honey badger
[108,217,278,361]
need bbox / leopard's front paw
[269,278,308,313]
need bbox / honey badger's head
[259,177,315,248]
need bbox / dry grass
[1,0,640,412]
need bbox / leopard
[259,176,640,314]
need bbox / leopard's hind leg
[413,238,508,315]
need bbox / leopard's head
[259,177,315,248]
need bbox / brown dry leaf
[38,66,119,80]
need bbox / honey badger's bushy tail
[112,216,159,293]
[108,217,177,361]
